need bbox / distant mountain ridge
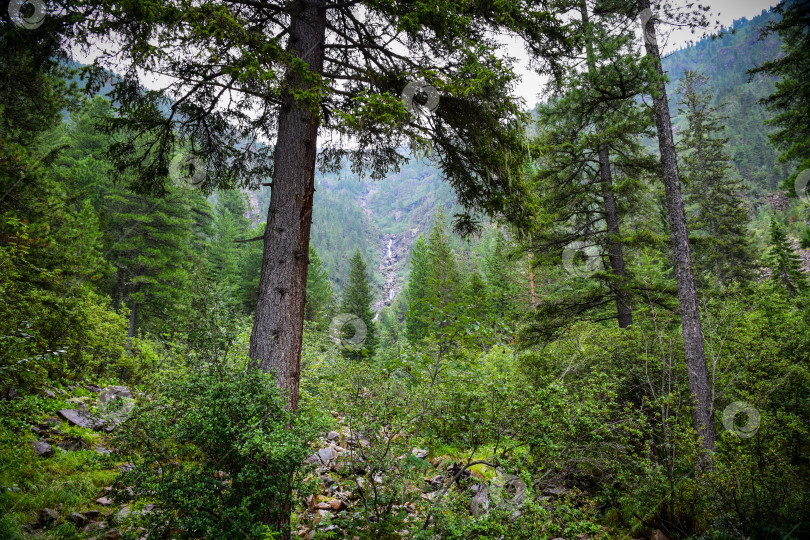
[253,7,786,303]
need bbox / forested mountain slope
[282,6,791,303]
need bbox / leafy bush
[112,352,314,539]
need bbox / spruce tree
[766,218,808,296]
[305,245,334,330]
[405,210,465,344]
[405,235,432,344]
[678,71,756,287]
[338,249,377,359]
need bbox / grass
[0,391,122,538]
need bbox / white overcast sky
[506,0,778,109]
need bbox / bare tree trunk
[598,144,633,328]
[249,0,326,415]
[639,0,716,451]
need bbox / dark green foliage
[766,217,808,295]
[338,249,378,359]
[112,360,313,539]
[405,210,466,344]
[678,71,756,287]
[750,0,810,166]
[305,244,335,329]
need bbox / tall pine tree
[766,218,808,296]
[338,249,377,359]
[678,71,756,287]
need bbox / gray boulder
[31,441,53,457]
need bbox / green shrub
[112,354,314,539]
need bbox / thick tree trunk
[250,1,326,537]
[598,144,633,328]
[639,0,716,451]
[249,0,326,415]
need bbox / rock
[93,445,111,455]
[57,409,99,429]
[99,386,132,402]
[425,474,443,490]
[84,521,107,532]
[85,384,103,393]
[329,499,345,511]
[84,510,101,520]
[42,417,60,426]
[43,389,56,398]
[118,506,131,519]
[32,440,53,457]
[651,530,670,540]
[334,445,346,453]
[315,502,332,510]
[411,448,428,459]
[544,486,568,496]
[116,463,135,473]
[327,430,340,441]
[470,482,489,516]
[66,397,89,411]
[38,508,59,525]
[104,529,123,539]
[95,496,113,506]
[57,437,89,452]
[98,486,112,496]
[318,446,336,464]
[67,512,87,526]
[304,453,321,465]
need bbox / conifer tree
[305,245,334,329]
[405,235,432,344]
[338,249,377,359]
[678,71,756,287]
[766,218,808,296]
[405,210,465,343]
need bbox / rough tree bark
[639,0,716,451]
[248,0,326,413]
[250,1,326,537]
